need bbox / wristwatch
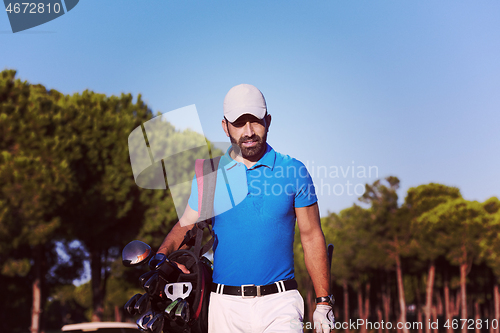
[315,295,335,306]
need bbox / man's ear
[265,114,272,132]
[222,118,230,137]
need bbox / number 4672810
[5,3,62,14]
[444,319,498,330]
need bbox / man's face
[222,114,271,160]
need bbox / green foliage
[407,183,463,262]
[417,198,489,266]
[1,257,31,276]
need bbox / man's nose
[242,122,255,136]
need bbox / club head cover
[148,253,167,271]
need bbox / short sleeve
[293,160,317,208]
[187,174,199,212]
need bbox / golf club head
[124,293,142,316]
[164,298,182,319]
[122,240,152,267]
[139,271,156,288]
[136,310,154,331]
[174,299,190,324]
[146,312,165,333]
[143,272,160,296]
[134,293,150,315]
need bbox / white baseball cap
[223,84,267,123]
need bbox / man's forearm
[157,221,193,255]
[302,231,331,299]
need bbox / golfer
[158,84,334,333]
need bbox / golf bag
[163,156,220,333]
[155,156,220,333]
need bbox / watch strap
[315,295,335,305]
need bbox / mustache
[238,135,262,145]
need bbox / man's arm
[296,202,330,302]
[157,204,199,256]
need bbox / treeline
[2,70,499,333]
[294,177,500,333]
[0,69,205,333]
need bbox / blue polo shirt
[188,144,317,286]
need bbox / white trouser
[208,289,304,333]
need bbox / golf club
[136,310,154,331]
[165,298,182,319]
[139,271,156,288]
[124,293,142,316]
[327,243,334,269]
[134,293,150,315]
[174,299,190,325]
[148,253,183,282]
[145,312,165,333]
[122,240,153,267]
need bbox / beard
[228,131,268,160]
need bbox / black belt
[211,279,298,298]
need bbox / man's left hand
[313,304,334,333]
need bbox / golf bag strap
[178,156,220,258]
[196,156,220,222]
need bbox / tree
[360,176,411,333]
[418,199,490,333]
[56,90,154,321]
[404,183,461,333]
[480,197,500,333]
[0,69,80,333]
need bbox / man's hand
[173,261,190,274]
[313,304,334,333]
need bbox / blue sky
[2,0,499,217]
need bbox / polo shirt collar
[220,143,276,171]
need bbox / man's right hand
[173,261,190,274]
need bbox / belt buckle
[241,284,260,298]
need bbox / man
[158,84,334,332]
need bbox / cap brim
[224,107,266,123]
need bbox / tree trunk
[395,254,408,333]
[364,282,371,322]
[343,280,350,333]
[358,287,366,333]
[415,282,423,333]
[31,248,42,333]
[494,284,499,333]
[383,282,391,333]
[424,262,435,333]
[474,301,480,333]
[376,305,383,333]
[460,261,467,333]
[431,305,438,333]
[91,249,104,322]
[444,279,452,333]
[436,290,443,316]
[114,305,122,322]
[454,289,461,317]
